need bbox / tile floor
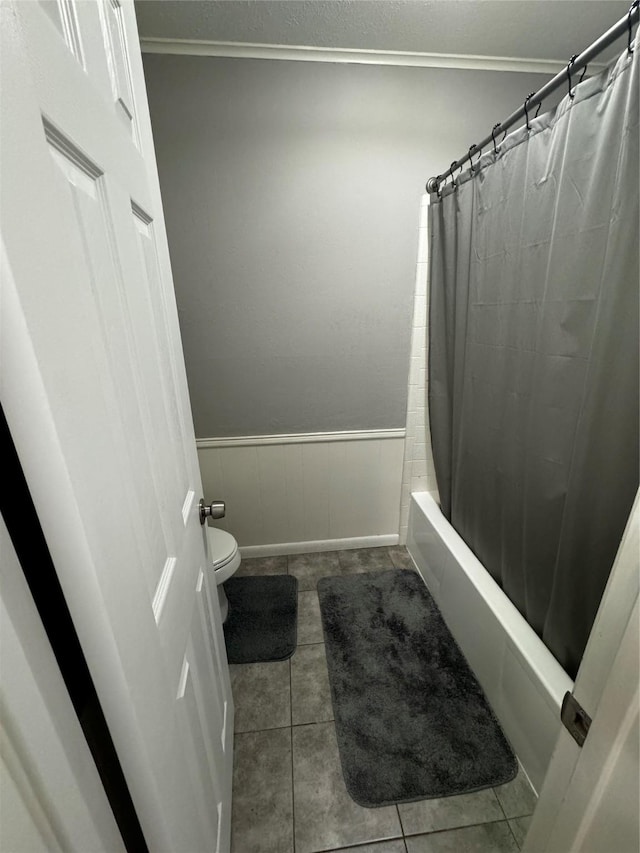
[229,546,537,853]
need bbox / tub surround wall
[407,491,573,793]
[198,430,404,553]
[399,196,438,544]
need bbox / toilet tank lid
[206,526,238,567]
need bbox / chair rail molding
[196,428,405,449]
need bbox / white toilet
[206,526,241,622]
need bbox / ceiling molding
[139,38,606,75]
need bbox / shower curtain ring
[535,100,542,118]
[449,161,463,189]
[524,92,536,130]
[491,123,502,154]
[567,54,578,99]
[628,0,638,53]
[468,144,481,174]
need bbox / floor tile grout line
[294,816,523,853]
[235,717,337,735]
[287,719,336,731]
[493,784,510,822]
[402,816,518,839]
[312,835,405,853]
[234,723,292,735]
[289,589,297,853]
[290,651,296,853]
[506,817,522,851]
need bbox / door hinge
[561,691,592,747]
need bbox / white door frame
[1,508,125,853]
[524,492,639,852]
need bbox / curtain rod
[426,1,639,194]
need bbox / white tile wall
[198,434,405,550]
[399,194,438,543]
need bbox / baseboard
[239,534,400,558]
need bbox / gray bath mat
[317,569,517,807]
[223,575,298,664]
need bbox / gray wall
[143,55,548,437]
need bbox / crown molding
[139,38,605,75]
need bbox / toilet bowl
[206,526,241,623]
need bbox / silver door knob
[199,499,226,525]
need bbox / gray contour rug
[317,569,517,807]
[223,575,298,664]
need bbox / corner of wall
[399,193,438,544]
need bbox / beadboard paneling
[197,433,405,548]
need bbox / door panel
[98,0,136,133]
[39,0,84,67]
[45,131,169,596]
[1,1,233,849]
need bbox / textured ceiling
[134,1,630,62]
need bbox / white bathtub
[407,491,573,793]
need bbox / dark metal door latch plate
[561,691,592,747]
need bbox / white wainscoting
[197,430,405,554]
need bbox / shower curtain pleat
[428,37,639,679]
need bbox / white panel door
[0,1,233,850]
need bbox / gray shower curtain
[428,38,639,679]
